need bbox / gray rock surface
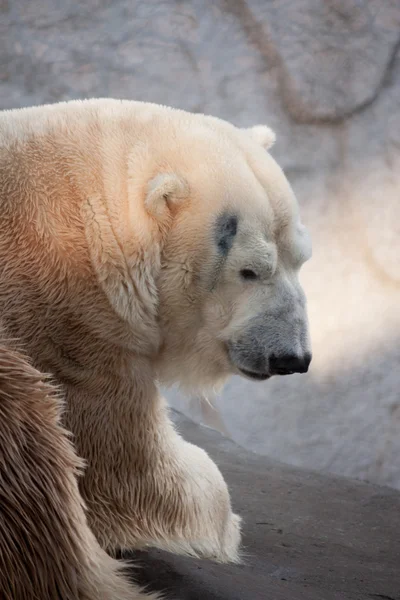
[128,410,400,600]
[1,0,400,488]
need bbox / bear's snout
[227,308,312,382]
[228,342,312,381]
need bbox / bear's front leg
[64,374,241,564]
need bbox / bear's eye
[240,268,258,281]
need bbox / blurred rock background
[1,0,399,488]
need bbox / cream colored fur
[0,332,159,600]
[0,99,311,598]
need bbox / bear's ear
[243,125,276,150]
[145,173,190,218]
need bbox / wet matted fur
[0,333,161,599]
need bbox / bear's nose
[269,352,312,376]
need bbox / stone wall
[2,0,400,487]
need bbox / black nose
[269,352,312,376]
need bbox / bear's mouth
[238,368,271,381]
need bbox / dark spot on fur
[216,213,238,255]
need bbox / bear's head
[139,114,312,392]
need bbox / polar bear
[0,99,312,599]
